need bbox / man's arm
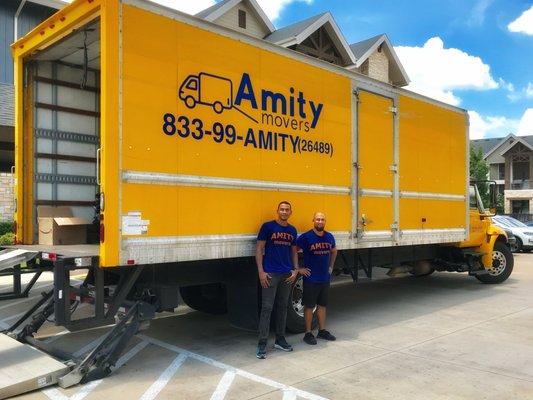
[256,240,271,288]
[328,248,338,274]
[291,245,299,270]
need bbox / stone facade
[367,49,390,84]
[0,172,14,221]
[504,190,533,214]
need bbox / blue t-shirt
[257,220,297,274]
[296,230,336,283]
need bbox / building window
[512,200,530,214]
[238,9,246,29]
[498,163,505,180]
[513,161,530,181]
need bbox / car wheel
[475,241,514,284]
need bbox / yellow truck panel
[13,0,474,268]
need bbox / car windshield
[502,216,527,227]
[493,216,513,228]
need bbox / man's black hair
[277,201,292,210]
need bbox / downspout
[14,0,28,41]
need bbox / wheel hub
[291,278,304,317]
[489,251,506,276]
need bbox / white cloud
[395,37,498,106]
[468,111,515,139]
[517,108,533,136]
[144,0,215,14]
[468,0,494,26]
[146,0,313,21]
[508,5,533,35]
[468,108,533,139]
[507,81,533,102]
[256,0,313,21]
[526,82,533,98]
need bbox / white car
[492,215,533,252]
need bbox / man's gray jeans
[258,272,292,342]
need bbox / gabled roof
[264,12,356,66]
[349,34,410,86]
[470,137,505,155]
[196,0,275,34]
[480,133,533,160]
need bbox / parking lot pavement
[2,253,533,399]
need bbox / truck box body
[13,0,469,268]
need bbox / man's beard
[314,226,324,232]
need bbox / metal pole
[14,0,27,41]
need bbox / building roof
[264,12,356,66]
[470,137,505,155]
[471,134,533,160]
[196,0,275,33]
[349,34,410,87]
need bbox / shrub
[0,221,14,236]
[0,232,14,246]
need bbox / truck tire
[285,277,317,333]
[475,241,514,284]
[179,283,228,315]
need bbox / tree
[470,145,490,206]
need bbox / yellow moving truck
[2,0,513,388]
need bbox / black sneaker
[274,336,293,352]
[256,340,267,359]
[317,329,336,341]
[303,332,317,345]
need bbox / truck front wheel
[475,241,514,284]
[179,283,228,315]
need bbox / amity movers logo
[178,72,324,133]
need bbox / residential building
[471,134,533,215]
[195,0,410,86]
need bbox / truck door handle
[96,148,101,186]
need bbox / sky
[70,0,533,140]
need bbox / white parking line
[282,389,298,400]
[139,353,188,400]
[138,334,329,400]
[210,370,236,400]
[42,340,150,400]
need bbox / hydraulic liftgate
[0,248,155,397]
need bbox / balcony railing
[510,180,533,190]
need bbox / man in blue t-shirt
[255,201,299,359]
[296,212,338,345]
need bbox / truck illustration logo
[179,72,258,123]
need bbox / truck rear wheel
[179,283,228,315]
[285,277,317,333]
[475,241,514,284]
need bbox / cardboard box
[37,206,90,245]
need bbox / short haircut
[277,201,292,210]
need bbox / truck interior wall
[25,19,101,244]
